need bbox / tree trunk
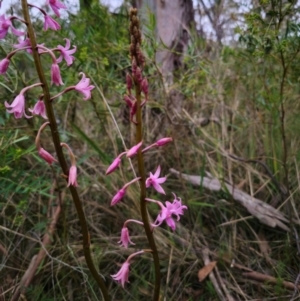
[135,0,194,112]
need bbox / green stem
[135,84,161,300]
[21,1,109,300]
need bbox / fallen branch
[169,168,290,231]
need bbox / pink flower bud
[126,141,142,158]
[106,157,121,175]
[38,147,57,165]
[132,57,137,75]
[111,188,126,206]
[141,77,148,96]
[130,101,137,122]
[123,95,133,107]
[135,67,142,82]
[156,137,173,146]
[126,73,132,91]
[0,57,10,74]
[51,62,64,86]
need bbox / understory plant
[1,2,187,300]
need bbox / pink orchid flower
[145,165,167,195]
[119,227,135,248]
[46,0,67,17]
[51,62,64,86]
[56,39,76,66]
[44,15,60,31]
[68,165,78,187]
[13,37,44,54]
[111,261,130,288]
[154,194,187,231]
[111,250,144,287]
[5,93,31,119]
[0,15,24,39]
[29,100,47,119]
[75,72,95,100]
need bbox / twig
[243,271,300,291]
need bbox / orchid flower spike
[61,143,79,187]
[0,57,10,74]
[145,165,167,195]
[35,122,57,165]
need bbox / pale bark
[135,0,194,112]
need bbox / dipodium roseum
[29,100,47,119]
[126,141,142,158]
[111,177,140,206]
[154,194,187,231]
[119,227,135,248]
[145,165,167,195]
[44,15,60,31]
[51,62,64,86]
[74,72,95,100]
[111,261,130,288]
[0,15,24,39]
[68,165,78,187]
[56,39,76,66]
[5,94,29,119]
[111,188,126,206]
[38,147,57,165]
[5,83,42,119]
[46,0,67,17]
[111,250,144,287]
[0,57,10,74]
[106,157,121,175]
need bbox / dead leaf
[198,261,217,282]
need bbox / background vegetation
[2,0,300,300]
